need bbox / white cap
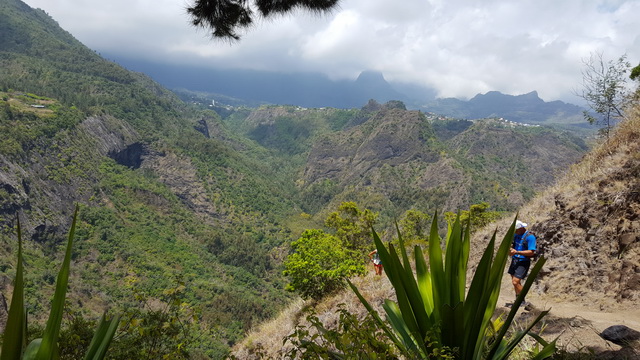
[515,220,528,229]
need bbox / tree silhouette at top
[187,0,340,40]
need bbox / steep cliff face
[139,150,225,224]
[0,114,139,240]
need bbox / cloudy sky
[23,0,640,103]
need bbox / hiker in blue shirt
[508,220,537,310]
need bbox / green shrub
[324,201,378,252]
[398,209,431,246]
[444,202,502,231]
[283,229,365,300]
[106,275,209,359]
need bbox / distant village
[186,97,542,128]
[491,117,540,128]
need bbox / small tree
[578,53,631,138]
[324,201,378,252]
[283,229,365,300]
[398,209,431,246]
[629,63,640,105]
[444,202,502,231]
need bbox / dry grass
[231,298,305,359]
[230,270,395,359]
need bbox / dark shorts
[508,259,531,279]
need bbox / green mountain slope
[0,0,300,355]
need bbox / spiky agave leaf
[32,205,79,359]
[1,206,119,360]
[83,313,121,360]
[1,217,27,360]
[351,213,554,360]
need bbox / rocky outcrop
[302,105,439,186]
[0,158,31,220]
[0,115,140,240]
[473,105,640,308]
[194,118,211,138]
[109,142,146,169]
[528,148,640,304]
[79,115,138,156]
[140,151,224,225]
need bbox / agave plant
[349,213,556,359]
[0,205,119,360]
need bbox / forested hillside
[226,100,587,222]
[0,0,590,357]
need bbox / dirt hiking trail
[498,277,640,359]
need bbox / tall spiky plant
[349,213,556,359]
[0,205,119,360]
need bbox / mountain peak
[355,70,388,86]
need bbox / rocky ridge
[298,102,587,217]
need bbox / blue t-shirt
[512,232,536,261]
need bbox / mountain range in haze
[110,55,586,128]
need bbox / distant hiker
[369,249,383,275]
[508,220,537,310]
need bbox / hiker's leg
[511,275,523,296]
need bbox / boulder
[599,325,640,346]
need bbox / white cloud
[24,0,640,103]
